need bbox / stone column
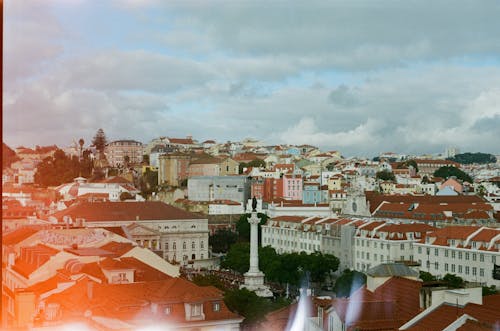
[248,212,260,273]
[241,212,272,297]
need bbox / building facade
[104,140,143,167]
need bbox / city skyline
[4,0,500,156]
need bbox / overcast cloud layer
[4,0,500,156]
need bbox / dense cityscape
[2,133,500,330]
[4,1,500,330]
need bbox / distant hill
[2,142,19,169]
[447,152,497,164]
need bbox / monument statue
[252,196,257,212]
[240,210,272,297]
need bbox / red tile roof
[328,277,422,330]
[272,216,307,223]
[404,295,500,331]
[49,201,205,222]
[471,228,500,242]
[2,226,40,245]
[12,244,60,277]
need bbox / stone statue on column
[240,210,272,297]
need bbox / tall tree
[92,128,107,153]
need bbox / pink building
[283,174,302,200]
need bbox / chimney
[87,281,94,300]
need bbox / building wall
[158,154,191,187]
[414,243,500,287]
[188,176,250,204]
[105,140,143,167]
[283,175,302,200]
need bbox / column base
[241,271,273,297]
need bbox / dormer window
[213,302,221,312]
[164,306,172,315]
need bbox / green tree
[333,269,367,298]
[223,289,273,324]
[140,169,158,198]
[442,274,465,288]
[482,285,498,296]
[34,149,93,187]
[448,152,497,165]
[192,274,226,291]
[433,166,473,183]
[376,170,396,181]
[396,160,418,173]
[209,229,238,253]
[221,242,250,274]
[239,159,266,173]
[419,271,437,282]
[92,128,107,153]
[236,213,268,242]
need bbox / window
[375,254,378,261]
[201,241,204,249]
[472,267,477,276]
[480,268,484,277]
[164,306,172,315]
[434,248,439,256]
[191,303,202,317]
[173,242,177,250]
[183,242,187,250]
[472,253,476,261]
[480,254,484,262]
[452,251,456,259]
[445,250,449,257]
[213,302,221,312]
[445,263,448,272]
[401,243,405,250]
[165,242,169,250]
[192,241,196,249]
[434,262,439,270]
[465,266,470,275]
[465,253,469,260]
[452,264,456,272]
[458,252,462,259]
[458,265,463,273]
[418,247,422,254]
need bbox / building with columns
[45,201,211,267]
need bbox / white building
[353,222,436,272]
[414,226,500,287]
[261,216,365,271]
[46,201,211,268]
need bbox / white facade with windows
[414,226,500,287]
[261,216,362,271]
[353,222,436,272]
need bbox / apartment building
[414,226,500,287]
[353,222,436,272]
[104,139,143,167]
[261,216,364,271]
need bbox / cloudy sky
[4,0,500,156]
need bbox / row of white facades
[261,216,500,287]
